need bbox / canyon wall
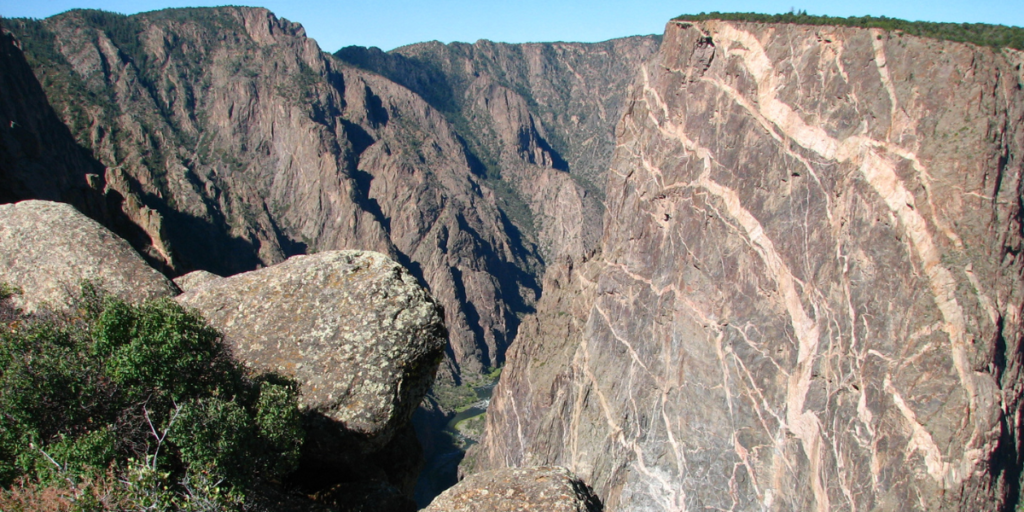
[6,9,659,380]
[338,36,660,262]
[12,8,1024,509]
[5,8,541,378]
[474,20,1024,511]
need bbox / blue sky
[1,1,1022,53]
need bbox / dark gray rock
[0,199,178,311]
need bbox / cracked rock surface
[474,20,1024,511]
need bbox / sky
[1,0,1022,53]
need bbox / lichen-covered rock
[172,269,220,292]
[424,466,601,512]
[0,200,178,310]
[176,250,447,451]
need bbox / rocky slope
[0,23,162,269]
[0,25,103,211]
[6,8,663,382]
[337,36,660,261]
[473,19,1024,511]
[424,466,601,512]
[4,7,544,379]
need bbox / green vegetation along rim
[675,12,1024,51]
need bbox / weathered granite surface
[0,200,178,310]
[172,269,221,292]
[177,250,447,507]
[424,466,601,512]
[176,250,446,450]
[474,20,1024,511]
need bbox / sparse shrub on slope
[0,283,304,511]
[675,11,1024,50]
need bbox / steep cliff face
[337,36,660,261]
[0,25,103,209]
[475,20,1024,511]
[6,7,541,377]
[0,24,159,268]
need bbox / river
[414,378,498,507]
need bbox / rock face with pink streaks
[473,20,1024,511]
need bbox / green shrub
[0,283,305,508]
[252,381,304,479]
[675,12,1024,50]
[430,382,478,412]
[170,398,255,486]
[92,298,239,401]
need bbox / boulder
[176,250,447,452]
[172,269,220,292]
[0,200,178,310]
[424,466,601,512]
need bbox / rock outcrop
[424,466,601,512]
[176,250,446,450]
[474,19,1024,511]
[177,250,446,506]
[0,200,178,311]
[172,269,220,291]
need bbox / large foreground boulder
[176,249,447,452]
[0,200,178,310]
[425,467,601,512]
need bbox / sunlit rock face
[475,19,1024,511]
[177,250,448,507]
[340,36,662,255]
[424,466,601,512]
[6,7,542,381]
[0,200,178,310]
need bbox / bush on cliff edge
[0,282,304,511]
